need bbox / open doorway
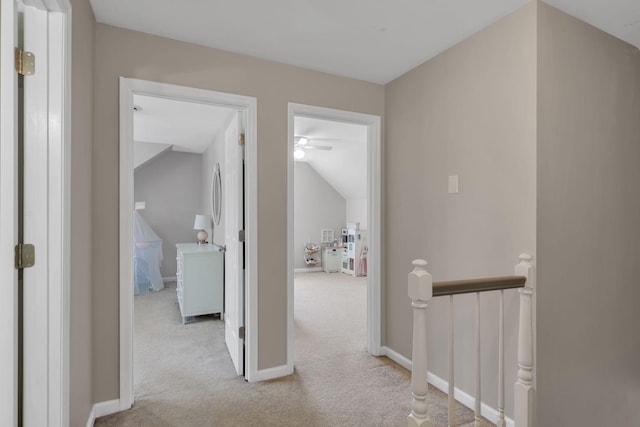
[131,94,238,401]
[119,78,258,410]
[287,104,382,372]
[292,117,369,362]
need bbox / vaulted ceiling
[120,1,640,195]
[90,0,640,84]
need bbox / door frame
[118,78,259,411]
[286,103,383,368]
[0,0,71,425]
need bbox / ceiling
[125,0,639,192]
[91,0,640,84]
[133,94,234,153]
[132,96,365,202]
[294,117,367,201]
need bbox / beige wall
[294,162,346,269]
[92,24,384,401]
[70,0,95,425]
[135,151,204,278]
[537,3,640,425]
[384,3,537,416]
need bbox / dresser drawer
[175,243,224,323]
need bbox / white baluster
[497,289,505,427]
[408,259,434,427]
[448,295,454,427]
[514,254,534,427]
[474,292,481,426]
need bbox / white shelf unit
[176,243,224,324]
[341,228,367,277]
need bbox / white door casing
[0,1,71,426]
[224,111,245,376]
[0,1,21,424]
[286,103,383,374]
[119,79,259,413]
[22,7,51,426]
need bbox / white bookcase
[176,243,224,324]
[341,228,367,277]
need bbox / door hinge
[15,243,35,269]
[15,48,35,76]
[238,230,245,242]
[239,326,245,340]
[238,133,245,146]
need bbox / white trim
[294,267,323,273]
[381,346,412,371]
[0,1,20,425]
[119,79,135,411]
[1,2,70,425]
[381,346,515,427]
[85,398,121,426]
[85,405,96,427]
[21,2,71,426]
[47,5,72,426]
[249,364,293,382]
[93,399,122,418]
[287,103,383,377]
[162,276,177,283]
[119,79,259,404]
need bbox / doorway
[286,103,382,372]
[119,78,258,411]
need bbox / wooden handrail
[407,255,534,427]
[432,275,526,297]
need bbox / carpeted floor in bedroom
[95,272,493,427]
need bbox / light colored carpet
[95,272,493,427]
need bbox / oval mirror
[211,163,222,225]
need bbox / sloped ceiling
[91,0,640,84]
[133,94,234,153]
[294,116,367,201]
[132,95,364,201]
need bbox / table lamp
[193,214,212,244]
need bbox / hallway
[95,275,490,426]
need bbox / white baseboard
[294,267,322,273]
[162,276,177,283]
[382,345,412,370]
[248,364,293,382]
[85,405,96,427]
[86,399,121,426]
[381,346,514,427]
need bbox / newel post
[407,259,433,427]
[514,254,534,427]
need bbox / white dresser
[176,243,224,324]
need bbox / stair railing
[407,254,534,427]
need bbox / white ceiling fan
[293,136,332,159]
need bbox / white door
[224,111,245,376]
[0,1,21,425]
[1,1,69,425]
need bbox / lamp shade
[193,214,212,230]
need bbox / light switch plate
[135,201,146,210]
[448,175,459,194]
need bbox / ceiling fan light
[298,137,309,146]
[293,148,305,159]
